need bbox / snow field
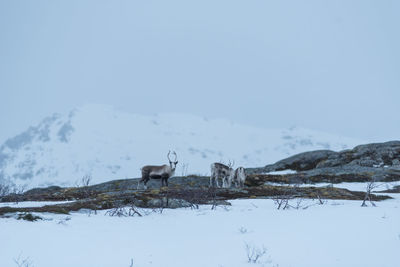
[1,188,399,267]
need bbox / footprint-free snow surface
[0,104,362,189]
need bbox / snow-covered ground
[0,200,74,208]
[1,182,399,267]
[0,104,363,189]
[264,180,400,192]
[264,170,298,175]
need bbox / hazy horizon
[1,0,399,144]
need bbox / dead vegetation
[361,177,382,207]
[245,173,380,187]
[13,254,34,267]
[0,176,393,217]
[245,243,267,264]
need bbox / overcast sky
[0,0,399,144]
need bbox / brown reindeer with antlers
[137,151,178,189]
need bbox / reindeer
[210,161,234,188]
[232,167,246,187]
[137,151,178,189]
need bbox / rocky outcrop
[257,150,336,172]
[0,175,391,216]
[246,141,400,183]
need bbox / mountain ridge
[0,104,362,188]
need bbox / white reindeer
[232,167,246,187]
[137,151,178,189]
[210,161,234,188]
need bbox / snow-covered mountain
[0,104,363,188]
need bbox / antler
[168,150,178,162]
[228,160,235,168]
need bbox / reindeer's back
[141,164,169,175]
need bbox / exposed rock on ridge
[246,141,400,183]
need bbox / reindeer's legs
[160,174,169,187]
[222,175,231,188]
[142,177,149,190]
[210,173,216,187]
[137,180,148,190]
[139,170,150,190]
[227,175,232,188]
[137,177,145,190]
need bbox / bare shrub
[150,188,171,214]
[14,254,34,267]
[0,183,11,198]
[200,187,223,210]
[151,204,165,214]
[274,188,332,210]
[245,243,267,264]
[316,193,328,205]
[208,187,221,210]
[272,183,324,210]
[272,184,299,210]
[181,163,189,176]
[75,174,94,212]
[11,185,26,204]
[170,187,223,210]
[75,174,91,192]
[361,177,381,207]
[81,174,92,187]
[0,183,26,203]
[106,204,143,217]
[57,217,72,225]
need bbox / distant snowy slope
[0,104,363,188]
